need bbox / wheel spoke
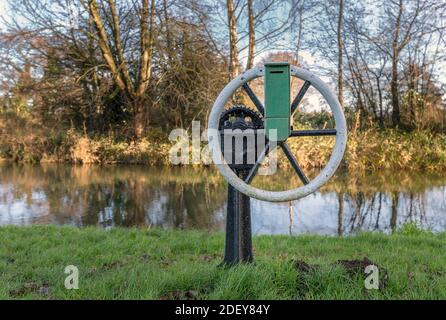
[290,129,336,137]
[242,83,264,116]
[244,142,271,184]
[280,142,309,185]
[290,80,311,115]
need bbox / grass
[0,225,445,299]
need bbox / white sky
[0,1,7,27]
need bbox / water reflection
[0,163,445,235]
[0,164,226,230]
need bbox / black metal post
[222,170,253,266]
[237,170,253,263]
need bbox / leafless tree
[246,0,255,69]
[226,0,239,78]
[353,0,446,127]
[337,0,344,107]
[85,0,156,138]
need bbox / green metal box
[264,62,290,142]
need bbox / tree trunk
[391,0,403,127]
[138,0,155,97]
[226,0,239,78]
[246,0,255,70]
[88,0,128,93]
[134,0,156,139]
[133,98,145,140]
[391,54,400,127]
[163,0,173,64]
[376,76,384,127]
[337,0,344,107]
[107,0,134,93]
[296,8,303,63]
[87,0,156,139]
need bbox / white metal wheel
[207,65,347,202]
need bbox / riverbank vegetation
[2,111,446,173]
[0,225,445,299]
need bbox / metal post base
[221,170,253,266]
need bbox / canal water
[0,163,445,235]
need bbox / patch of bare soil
[160,290,199,300]
[336,257,388,288]
[293,260,319,273]
[336,258,374,275]
[199,254,219,262]
[292,259,321,297]
[102,261,124,270]
[9,282,51,298]
[293,257,389,295]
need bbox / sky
[0,1,6,29]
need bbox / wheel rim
[207,66,347,202]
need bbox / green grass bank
[0,225,445,300]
